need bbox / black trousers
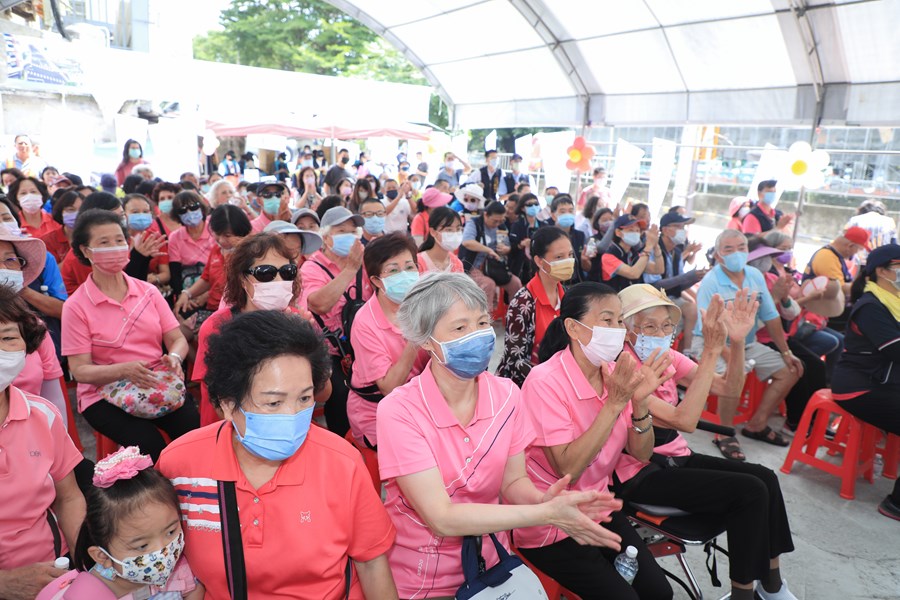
[82,396,199,463]
[325,354,351,437]
[837,388,900,501]
[617,453,794,585]
[517,511,673,600]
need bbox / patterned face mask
[100,532,184,586]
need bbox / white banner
[648,137,677,220]
[609,138,645,211]
[672,125,701,207]
[484,129,497,152]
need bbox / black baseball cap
[660,213,695,227]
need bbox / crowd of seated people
[0,136,898,600]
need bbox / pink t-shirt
[36,556,196,599]
[61,274,180,412]
[13,335,63,395]
[417,251,464,273]
[250,212,273,233]
[515,348,633,549]
[0,387,82,570]
[299,251,372,354]
[167,222,214,266]
[615,347,696,483]
[376,367,534,599]
[347,296,427,446]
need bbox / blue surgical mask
[236,405,314,461]
[127,213,153,231]
[180,208,204,227]
[128,148,141,159]
[62,211,78,229]
[671,230,687,245]
[263,198,281,215]
[301,160,313,168]
[381,270,419,303]
[431,328,495,379]
[525,205,540,218]
[201,184,210,194]
[762,191,776,205]
[330,233,356,257]
[158,200,173,215]
[634,334,673,363]
[556,213,575,228]
[722,251,748,272]
[622,231,642,247]
[385,190,399,200]
[364,216,385,235]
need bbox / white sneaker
[755,579,798,600]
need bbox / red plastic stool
[829,416,900,480]
[344,431,381,492]
[780,389,876,499]
[702,372,767,425]
[94,429,174,462]
[59,377,83,452]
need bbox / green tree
[193,0,447,122]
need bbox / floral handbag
[100,365,185,419]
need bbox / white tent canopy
[326,0,900,129]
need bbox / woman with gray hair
[376,272,621,600]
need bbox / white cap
[625,546,638,558]
[54,557,70,570]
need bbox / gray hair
[763,230,791,248]
[132,164,153,176]
[715,229,746,252]
[397,272,489,346]
[208,179,236,206]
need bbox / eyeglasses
[176,203,202,215]
[381,264,419,277]
[637,322,676,336]
[244,263,298,282]
[360,211,386,219]
[1,256,26,269]
[259,191,281,200]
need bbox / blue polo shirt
[692,264,778,345]
[27,251,68,301]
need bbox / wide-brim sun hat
[263,220,324,256]
[0,224,47,287]
[454,183,486,204]
[619,283,682,323]
[422,187,452,208]
[729,196,750,217]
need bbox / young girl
[37,446,203,599]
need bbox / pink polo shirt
[250,211,273,233]
[299,251,372,354]
[515,348,633,549]
[376,367,534,599]
[347,296,428,447]
[13,335,63,395]
[0,387,82,569]
[167,222,214,266]
[615,347,695,484]
[61,274,179,412]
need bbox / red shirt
[20,210,60,239]
[59,251,93,296]
[40,227,70,264]
[156,422,396,600]
[199,245,227,310]
[193,307,234,427]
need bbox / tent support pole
[792,92,825,244]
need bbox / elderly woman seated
[613,284,797,600]
[157,310,398,598]
[0,285,86,600]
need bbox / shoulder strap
[216,425,247,600]
[46,509,61,559]
[475,216,486,245]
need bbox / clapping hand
[543,474,623,549]
[133,231,166,258]
[632,348,675,403]
[601,352,645,410]
[722,288,759,344]
[700,294,728,351]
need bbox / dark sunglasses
[244,263,298,282]
[259,191,281,200]
[525,202,539,207]
[176,203,202,215]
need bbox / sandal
[741,425,790,447]
[713,436,746,461]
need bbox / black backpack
[309,262,382,402]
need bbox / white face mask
[671,229,686,245]
[0,349,26,390]
[19,193,43,214]
[574,319,626,367]
[438,231,463,252]
[0,269,24,292]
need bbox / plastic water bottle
[586,237,598,258]
[614,545,639,585]
[54,556,70,570]
[873,455,884,478]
